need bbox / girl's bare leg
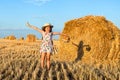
[46,53,51,70]
[41,53,46,69]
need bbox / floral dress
[40,32,53,53]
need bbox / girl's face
[45,26,51,32]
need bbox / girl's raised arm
[52,32,61,35]
[53,32,70,42]
[52,32,69,37]
[26,22,43,33]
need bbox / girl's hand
[26,22,31,27]
[62,35,70,43]
[26,22,44,33]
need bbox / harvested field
[0,39,119,80]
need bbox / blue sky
[0,0,120,31]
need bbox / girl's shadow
[72,41,91,62]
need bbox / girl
[26,22,68,70]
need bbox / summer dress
[40,32,53,53]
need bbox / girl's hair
[42,26,53,32]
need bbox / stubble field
[0,39,119,80]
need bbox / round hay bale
[19,37,24,40]
[58,15,120,62]
[26,34,36,42]
[5,35,16,40]
[4,36,9,39]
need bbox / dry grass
[57,15,120,62]
[0,39,119,80]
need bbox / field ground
[0,39,120,80]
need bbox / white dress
[40,32,53,53]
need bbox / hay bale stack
[58,15,120,62]
[26,34,36,42]
[5,35,16,40]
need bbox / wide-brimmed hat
[42,23,53,30]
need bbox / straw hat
[42,23,53,30]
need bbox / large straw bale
[58,15,120,62]
[26,34,36,42]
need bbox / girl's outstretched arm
[52,32,69,37]
[53,32,70,42]
[52,32,61,35]
[26,22,43,33]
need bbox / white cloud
[24,0,52,6]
